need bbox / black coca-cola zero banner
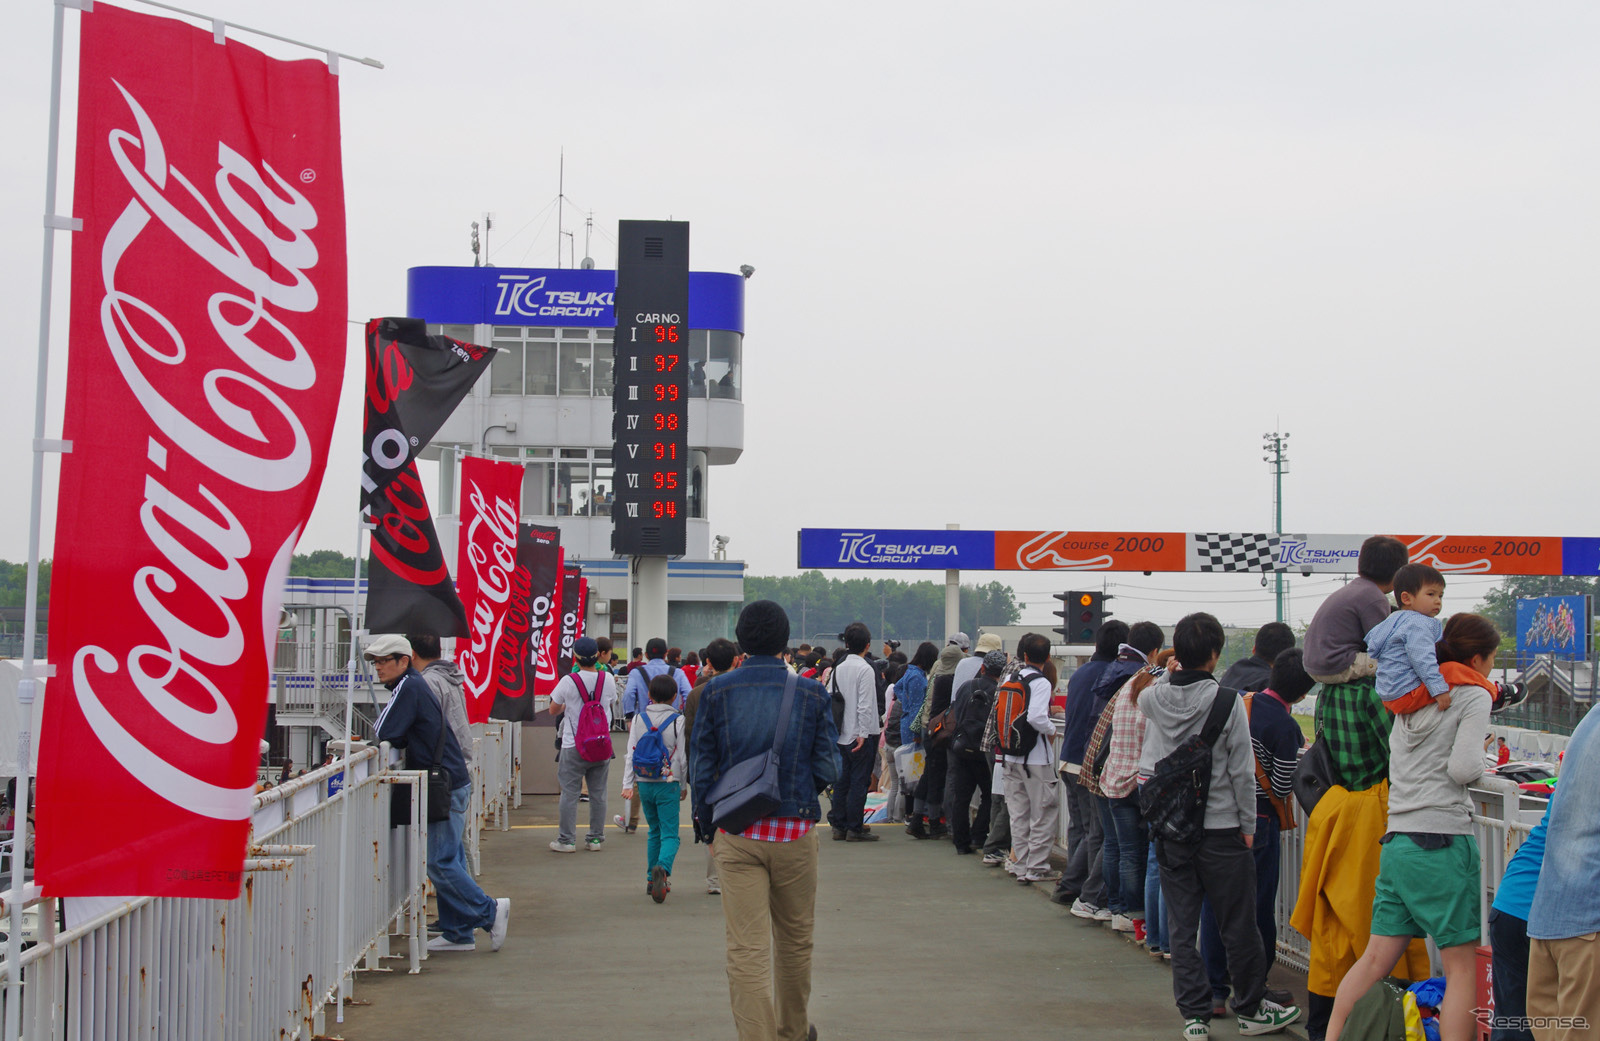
[362,317,491,514]
[556,565,583,677]
[366,462,468,636]
[362,317,491,636]
[491,524,561,722]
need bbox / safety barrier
[1055,773,1547,974]
[465,719,522,876]
[1269,782,1544,973]
[0,745,433,1040]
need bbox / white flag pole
[10,1,74,1033]
[336,497,369,1024]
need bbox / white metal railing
[1271,781,1544,972]
[464,719,522,876]
[0,746,431,1040]
[1053,774,1547,973]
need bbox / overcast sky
[3,1,1596,631]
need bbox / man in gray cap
[548,636,618,852]
[369,634,509,953]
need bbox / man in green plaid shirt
[1313,679,1392,793]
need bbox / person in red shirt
[1496,737,1511,767]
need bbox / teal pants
[640,781,682,880]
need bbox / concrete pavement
[334,795,1309,1041]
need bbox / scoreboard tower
[612,220,690,646]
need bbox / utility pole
[1263,428,1290,624]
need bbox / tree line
[742,572,1020,646]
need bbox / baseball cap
[574,636,599,661]
[975,633,1003,653]
[363,634,414,661]
[947,632,971,651]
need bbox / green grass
[1294,714,1316,741]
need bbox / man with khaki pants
[692,600,839,1041]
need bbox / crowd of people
[356,532,1599,1041]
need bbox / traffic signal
[1053,590,1115,643]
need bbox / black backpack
[829,669,846,734]
[1138,687,1238,846]
[949,677,996,760]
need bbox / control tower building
[406,264,748,653]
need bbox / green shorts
[1370,833,1481,950]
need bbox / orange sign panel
[995,531,1187,572]
[1390,535,1564,576]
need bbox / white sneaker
[490,898,510,952]
[1111,913,1136,932]
[427,935,474,952]
[1092,905,1113,922]
[548,840,576,853]
[613,814,626,829]
[1237,999,1301,1036]
[586,839,604,851]
[1069,898,1103,920]
[1182,1016,1209,1040]
[706,884,721,895]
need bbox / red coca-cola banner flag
[577,578,590,639]
[38,5,346,897]
[491,524,560,722]
[457,458,524,723]
[534,550,565,700]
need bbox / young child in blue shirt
[1365,563,1451,715]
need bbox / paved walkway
[335,796,1310,1041]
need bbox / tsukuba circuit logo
[837,532,959,566]
[77,80,327,819]
[493,274,613,320]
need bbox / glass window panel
[442,324,475,342]
[524,342,556,395]
[522,460,553,516]
[708,331,741,400]
[596,329,613,341]
[595,448,612,462]
[525,447,553,459]
[493,326,523,337]
[592,350,614,397]
[592,460,614,517]
[690,464,704,519]
[489,341,522,395]
[558,341,592,395]
[560,328,592,339]
[560,448,588,459]
[555,462,593,517]
[688,330,710,398]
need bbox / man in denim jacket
[691,600,840,1041]
[1526,705,1600,1040]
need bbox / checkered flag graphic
[1191,533,1281,573]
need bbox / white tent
[0,660,48,778]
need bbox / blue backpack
[633,708,681,781]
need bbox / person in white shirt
[1004,633,1061,884]
[620,674,688,902]
[826,622,883,842]
[547,637,618,852]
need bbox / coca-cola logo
[73,81,326,819]
[458,480,519,704]
[493,564,533,700]
[369,464,448,585]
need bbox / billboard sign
[1516,595,1591,661]
[798,528,1600,577]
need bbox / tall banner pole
[337,507,367,1024]
[11,1,70,1027]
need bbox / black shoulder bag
[706,670,800,835]
[425,696,453,823]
